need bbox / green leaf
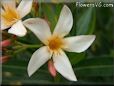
[76,7,96,35]
[2,58,54,85]
[75,57,113,77]
[42,4,62,32]
[66,52,86,65]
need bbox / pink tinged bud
[48,60,57,77]
[0,56,9,63]
[1,39,11,47]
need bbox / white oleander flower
[1,0,33,37]
[24,5,96,81]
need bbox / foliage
[2,1,114,85]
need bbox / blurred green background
[2,1,114,85]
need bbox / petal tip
[8,21,27,37]
[71,76,78,81]
[8,28,27,37]
[63,5,69,10]
[84,35,96,43]
[69,73,77,81]
[90,35,96,42]
[93,35,96,39]
[27,67,33,77]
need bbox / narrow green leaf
[2,63,53,85]
[76,7,96,35]
[42,4,62,32]
[66,52,86,65]
[74,57,113,77]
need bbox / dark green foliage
[2,2,114,85]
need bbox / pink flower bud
[1,39,11,47]
[48,60,57,77]
[0,56,9,63]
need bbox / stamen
[48,35,64,51]
[1,5,20,26]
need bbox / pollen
[48,36,64,51]
[1,5,20,26]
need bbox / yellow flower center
[1,5,20,26]
[48,36,64,51]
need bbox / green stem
[13,47,26,55]
[13,41,43,55]
[15,41,43,48]
[54,73,60,83]
[24,44,42,48]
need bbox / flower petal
[0,8,7,30]
[64,35,96,53]
[23,18,51,44]
[1,17,11,30]
[1,3,15,30]
[8,20,27,37]
[2,0,16,8]
[17,0,33,18]
[53,50,77,81]
[53,5,73,37]
[27,46,52,77]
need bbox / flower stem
[54,74,61,83]
[13,47,26,55]
[15,41,43,48]
[13,41,43,55]
[24,44,42,48]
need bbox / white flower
[23,5,96,81]
[1,0,33,37]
